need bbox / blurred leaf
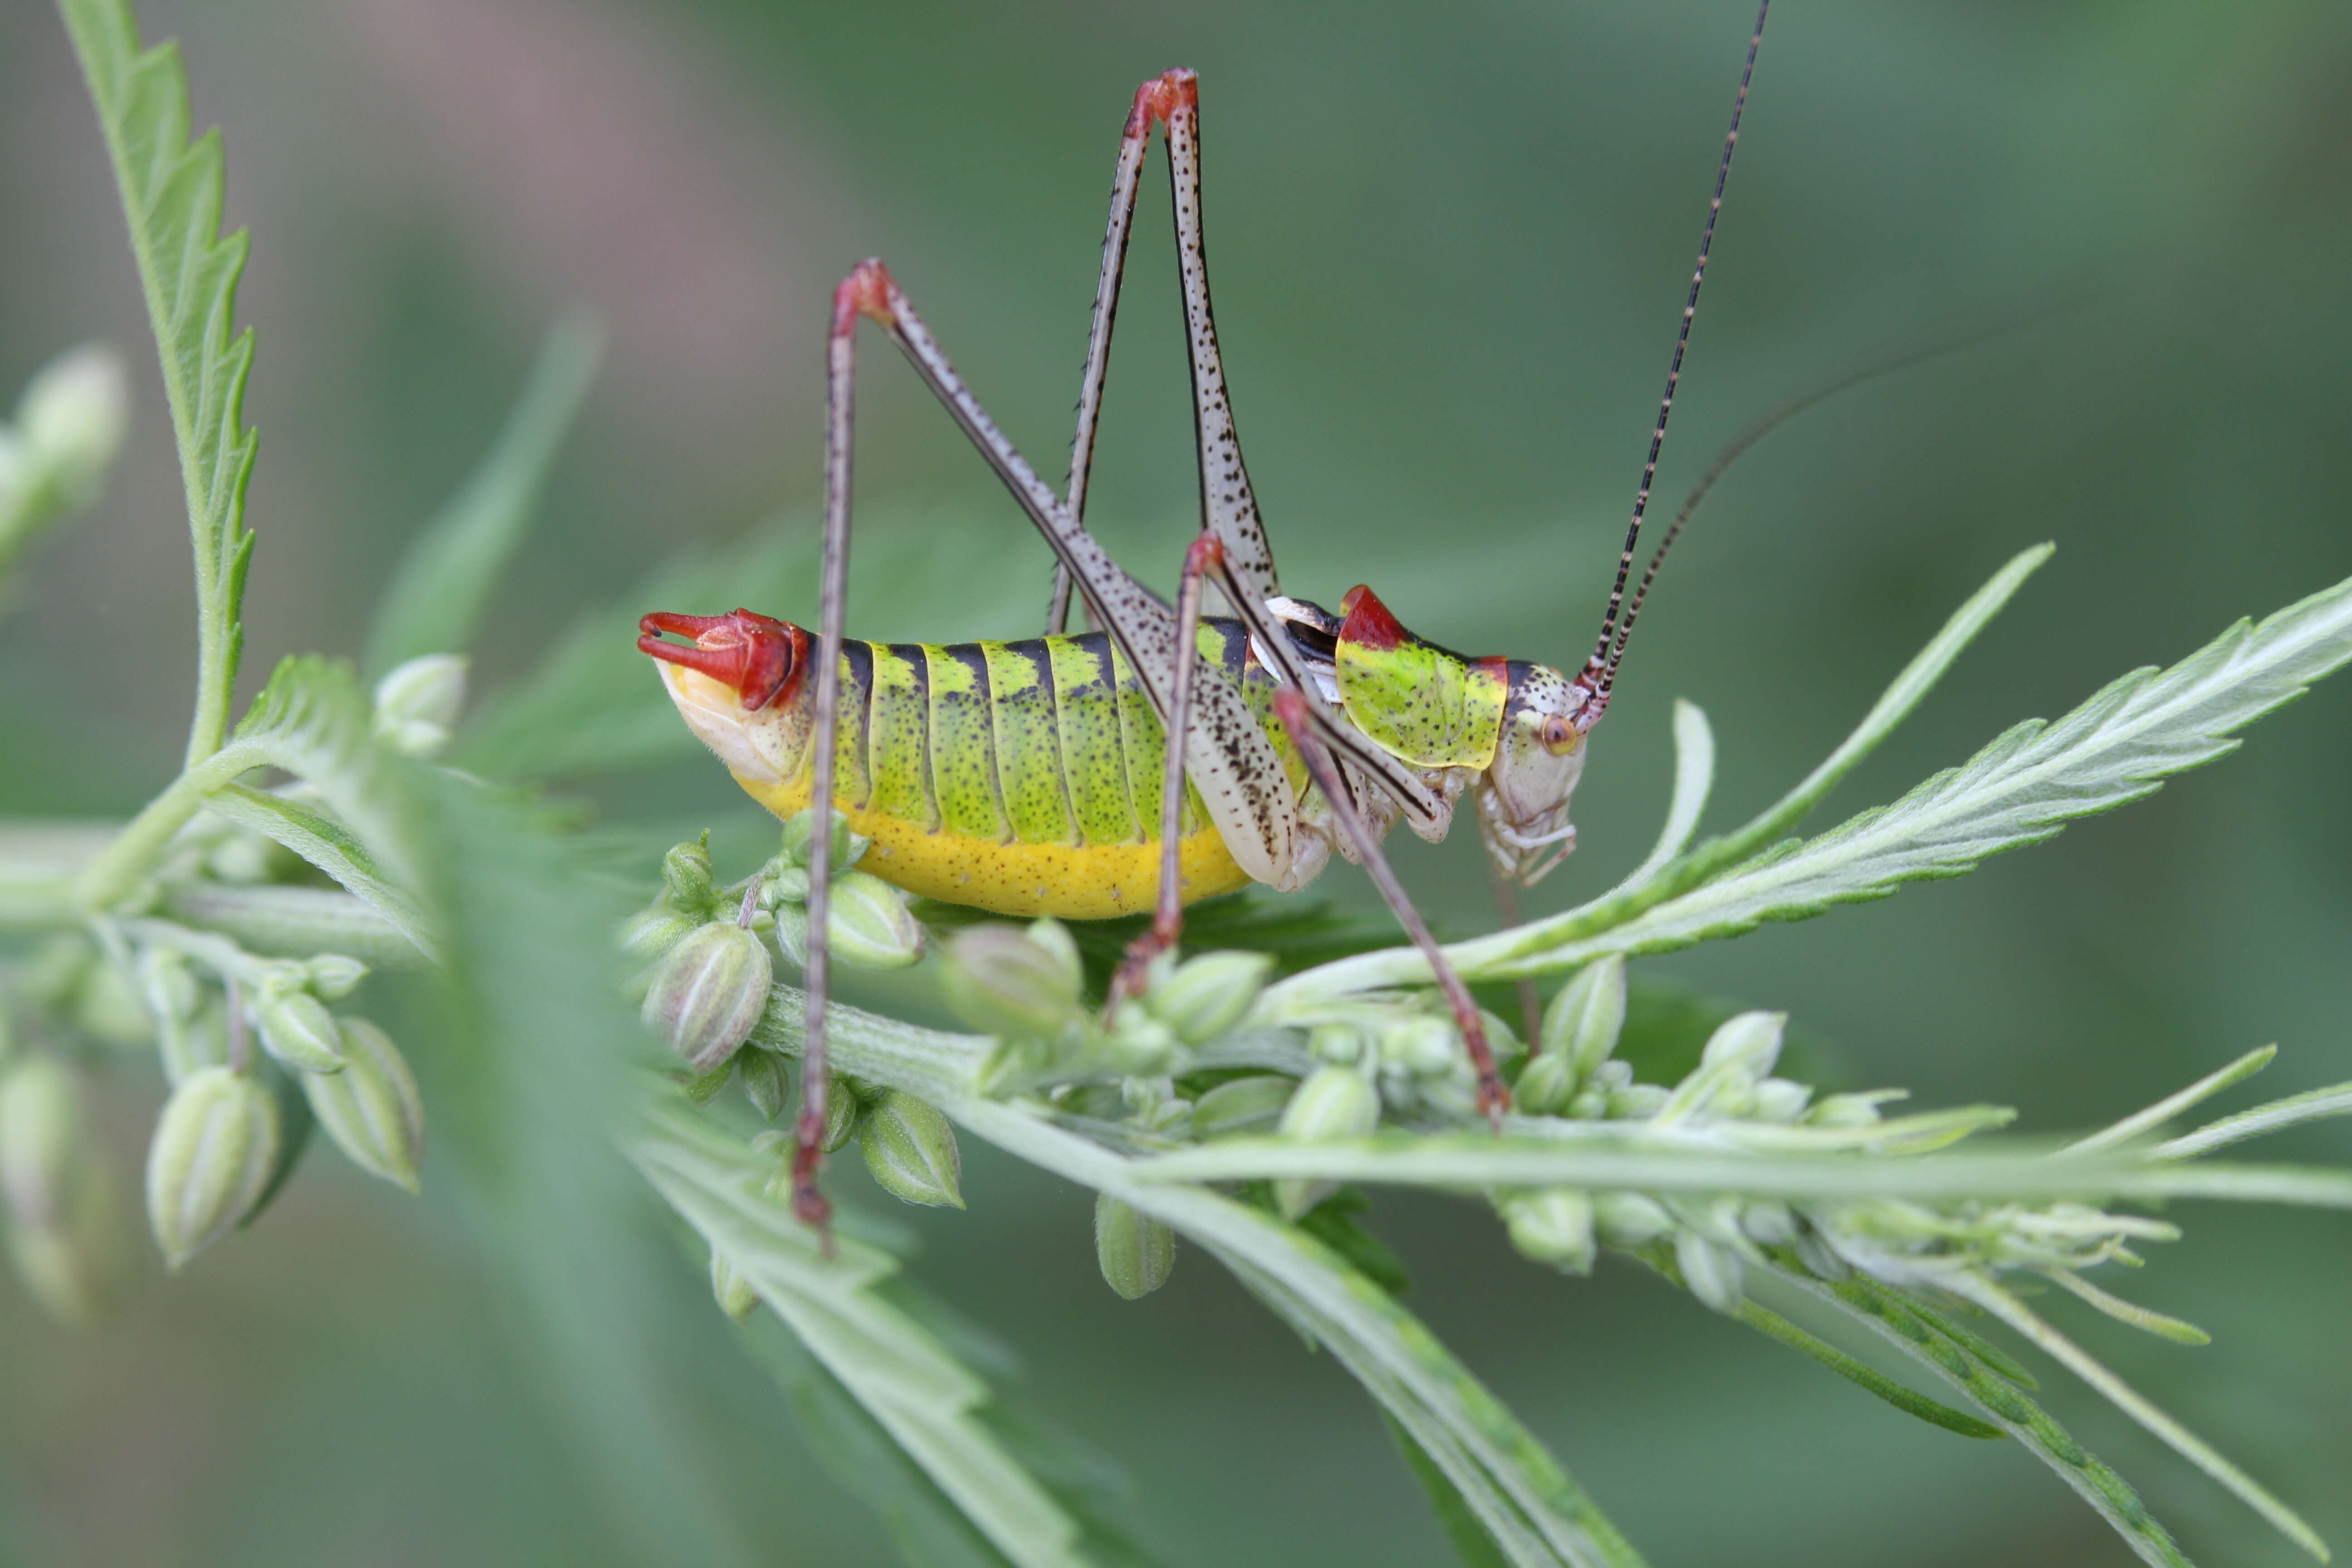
[58,0,256,762]
[366,315,605,676]
[420,771,764,1568]
[631,1098,1099,1568]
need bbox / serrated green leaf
[201,785,433,958]
[630,1101,1097,1568]
[59,0,257,764]
[366,314,604,676]
[1771,1265,2195,1568]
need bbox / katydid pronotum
[641,2,1773,1225]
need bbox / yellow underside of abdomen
[735,771,1254,920]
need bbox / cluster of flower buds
[941,921,1277,1098]
[0,343,128,580]
[630,815,923,1118]
[0,923,425,1298]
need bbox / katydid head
[639,609,812,786]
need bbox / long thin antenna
[1601,294,2078,686]
[1583,0,1770,693]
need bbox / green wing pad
[981,640,1077,846]
[1334,587,1506,770]
[924,643,1012,843]
[1047,634,1139,847]
[865,642,938,830]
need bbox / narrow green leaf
[1388,1415,1517,1568]
[1128,1132,2352,1209]
[2064,1047,2277,1154]
[1603,699,1714,898]
[2156,1082,2352,1160]
[366,314,605,675]
[59,0,258,764]
[1956,1276,2327,1561]
[1730,1296,2004,1439]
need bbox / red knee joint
[1125,68,1199,137]
[833,259,899,333]
[1183,531,1226,576]
[637,608,808,710]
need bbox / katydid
[641,3,1773,1224]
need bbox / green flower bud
[1275,1065,1379,1220]
[1191,1074,1296,1139]
[940,925,1083,1040]
[822,871,923,970]
[1103,1006,1181,1078]
[823,1074,862,1152]
[684,1055,736,1104]
[300,1018,424,1192]
[641,921,773,1072]
[778,809,865,873]
[1607,1081,1671,1120]
[17,344,127,504]
[1593,1191,1676,1247]
[1142,951,1272,1046]
[146,1066,280,1269]
[759,1074,862,1156]
[710,1247,759,1323]
[1379,1014,1457,1079]
[1740,1200,1799,1245]
[304,953,370,1002]
[1808,1092,1890,1128]
[619,906,699,963]
[5,1155,135,1328]
[1501,1188,1597,1274]
[740,1049,787,1120]
[136,947,201,1023]
[1674,1230,1744,1315]
[1094,1194,1176,1300]
[1308,1022,1367,1065]
[1539,954,1627,1083]
[661,836,719,918]
[72,955,154,1049]
[769,899,811,968]
[859,1090,963,1208]
[1748,1077,1811,1124]
[372,654,468,759]
[158,997,231,1088]
[1699,1010,1784,1082]
[1024,918,1084,998]
[1514,1050,1579,1116]
[0,1056,80,1230]
[252,970,345,1074]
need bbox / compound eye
[1538,713,1579,755]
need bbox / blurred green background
[3,0,2349,1563]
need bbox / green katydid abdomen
[732,620,1288,918]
